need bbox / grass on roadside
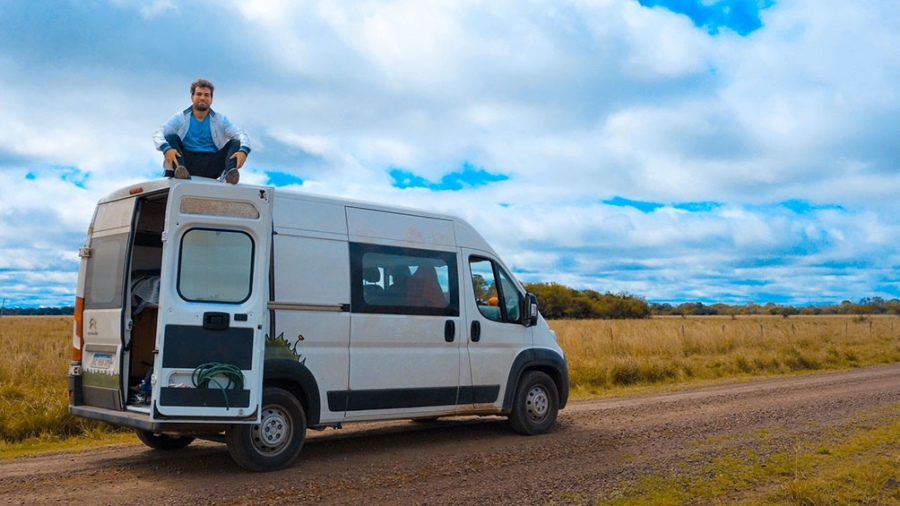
[555,316,900,396]
[0,316,125,459]
[3,315,900,460]
[581,404,900,505]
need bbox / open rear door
[153,182,272,421]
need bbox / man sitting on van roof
[153,78,251,185]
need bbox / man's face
[191,87,213,111]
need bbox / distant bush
[524,282,651,319]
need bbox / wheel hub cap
[253,407,290,453]
[526,386,549,421]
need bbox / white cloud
[0,0,898,306]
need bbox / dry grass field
[554,315,900,395]
[0,316,114,449]
[2,314,899,448]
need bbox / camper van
[69,178,569,471]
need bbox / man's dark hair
[191,78,215,97]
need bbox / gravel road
[3,363,899,505]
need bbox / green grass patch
[586,404,900,505]
[0,429,136,461]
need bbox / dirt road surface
[3,364,899,505]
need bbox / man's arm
[220,115,252,155]
[153,111,185,152]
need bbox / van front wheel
[508,371,559,435]
[226,386,307,472]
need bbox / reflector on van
[180,197,260,219]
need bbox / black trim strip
[162,325,253,369]
[160,387,251,408]
[327,385,500,412]
[458,385,500,404]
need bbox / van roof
[97,179,499,255]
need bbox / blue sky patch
[390,162,508,191]
[637,0,773,36]
[745,199,846,215]
[603,196,664,213]
[25,167,88,188]
[780,199,844,214]
[266,171,305,187]
[60,167,88,189]
[673,201,721,212]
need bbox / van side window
[178,228,254,303]
[84,234,127,309]
[350,243,459,316]
[470,257,522,324]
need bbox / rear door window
[178,228,254,303]
[84,234,127,309]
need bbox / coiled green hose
[191,362,244,410]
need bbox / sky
[1,0,898,308]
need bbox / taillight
[73,296,84,362]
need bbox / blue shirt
[182,114,218,153]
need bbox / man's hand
[230,151,248,169]
[164,148,181,169]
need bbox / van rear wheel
[135,430,194,450]
[508,371,559,435]
[226,386,307,472]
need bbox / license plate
[90,353,114,370]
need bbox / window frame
[469,255,523,324]
[349,242,459,317]
[177,227,255,304]
[84,233,129,310]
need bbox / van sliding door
[154,183,272,421]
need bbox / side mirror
[522,293,538,327]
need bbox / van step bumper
[68,405,231,433]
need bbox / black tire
[226,386,307,472]
[508,371,559,435]
[135,430,195,450]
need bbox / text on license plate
[91,353,114,370]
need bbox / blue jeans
[163,134,242,179]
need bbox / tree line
[1,306,75,316]
[521,284,900,320]
[651,297,900,318]
[523,283,652,319]
[2,291,897,320]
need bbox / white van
[68,178,569,471]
